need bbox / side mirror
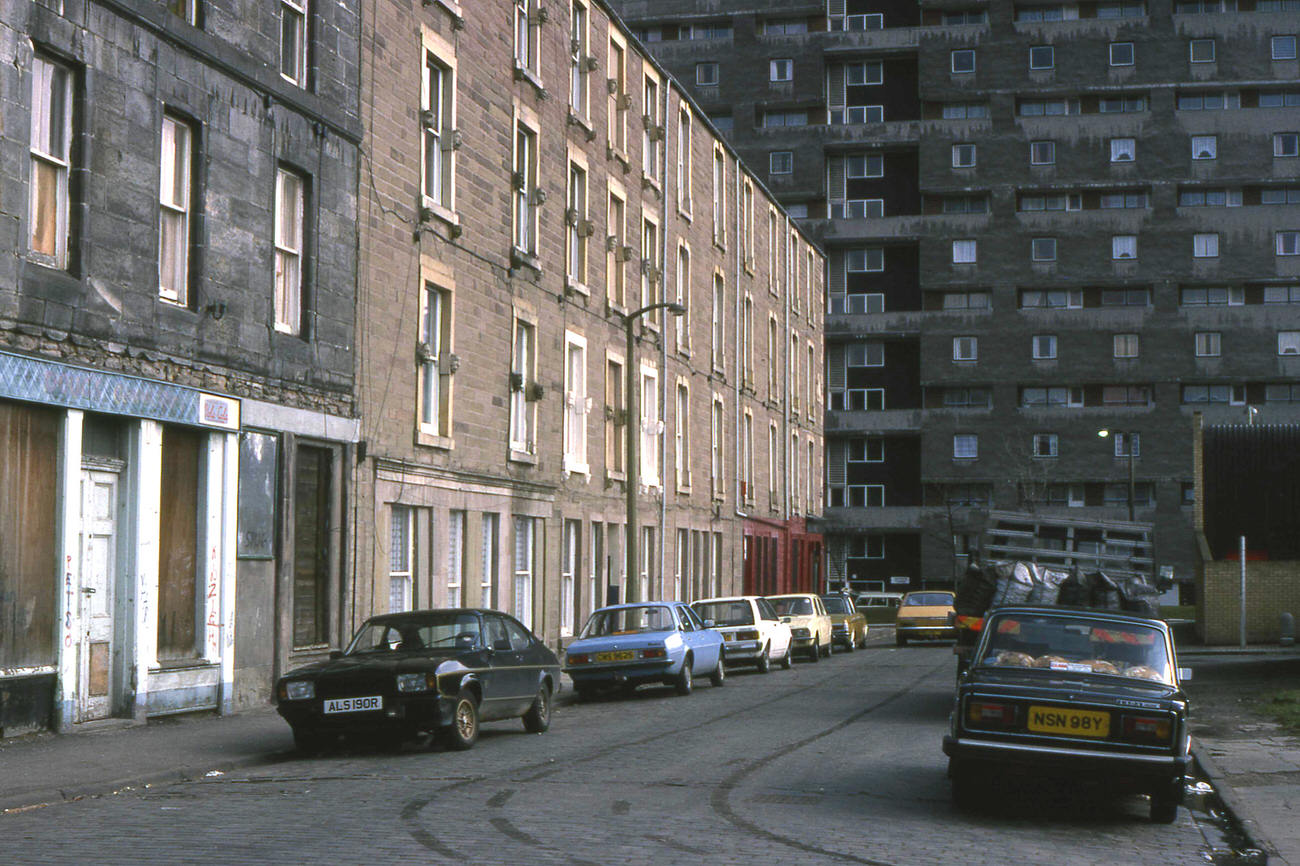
[781,616,792,624]
[494,638,513,652]
[703,619,716,628]
[1177,667,1193,682]
[329,650,343,660]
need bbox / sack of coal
[991,561,1036,608]
[955,561,998,616]
[1027,568,1068,605]
[1057,567,1090,607]
[1089,570,1121,610]
[1118,577,1161,618]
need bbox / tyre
[825,637,834,656]
[1150,784,1182,824]
[808,640,821,662]
[522,683,551,733]
[674,656,694,695]
[780,644,793,670]
[755,645,771,674]
[709,656,726,687]
[843,634,855,653]
[292,726,330,756]
[896,633,908,647]
[441,689,480,751]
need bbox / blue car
[564,602,726,699]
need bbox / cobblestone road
[6,639,1216,864]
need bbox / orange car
[895,590,956,646]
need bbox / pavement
[0,642,1296,865]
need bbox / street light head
[666,302,687,316]
[1097,429,1111,439]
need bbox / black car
[275,608,561,753]
[942,606,1192,823]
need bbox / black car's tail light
[638,648,667,659]
[967,700,1018,729]
[1121,714,1173,744]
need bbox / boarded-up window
[293,445,332,647]
[237,431,278,558]
[158,425,201,660]
[0,402,59,669]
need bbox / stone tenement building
[356,0,824,646]
[607,0,1300,597]
[0,0,362,738]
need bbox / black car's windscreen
[974,613,1172,684]
[769,596,813,616]
[693,601,754,626]
[581,606,676,637]
[821,596,852,614]
[346,612,482,654]
[902,592,954,606]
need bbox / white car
[691,596,794,673]
[766,594,834,662]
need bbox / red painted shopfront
[742,517,823,596]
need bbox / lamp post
[622,300,687,603]
[1097,429,1136,521]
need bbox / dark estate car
[275,609,561,753]
[943,607,1192,823]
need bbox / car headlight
[283,680,315,701]
[737,630,760,641]
[791,627,810,638]
[397,673,435,693]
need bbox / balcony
[826,310,925,336]
[822,28,921,55]
[807,215,930,243]
[818,506,927,531]
[825,409,923,432]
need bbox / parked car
[943,606,1192,823]
[820,593,868,651]
[895,590,957,646]
[564,602,726,698]
[275,609,560,754]
[854,591,904,611]
[692,596,793,672]
[766,594,833,661]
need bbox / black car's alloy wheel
[442,689,480,750]
[522,683,551,733]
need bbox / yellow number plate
[595,650,635,662]
[1027,705,1110,737]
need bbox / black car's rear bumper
[943,734,1190,791]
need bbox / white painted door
[79,470,118,721]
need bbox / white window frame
[274,166,305,335]
[560,518,578,636]
[1032,334,1057,360]
[563,330,589,475]
[1110,138,1136,162]
[1275,133,1300,158]
[566,159,589,290]
[512,516,535,629]
[1030,140,1055,165]
[951,49,976,74]
[675,380,691,492]
[1113,333,1140,358]
[953,434,979,460]
[513,119,539,255]
[159,114,192,304]
[1195,331,1221,357]
[422,48,457,213]
[509,316,537,455]
[953,336,978,362]
[29,55,73,269]
[447,510,465,608]
[769,151,793,174]
[1029,45,1054,70]
[419,282,453,439]
[1191,135,1217,160]
[952,143,976,168]
[769,58,793,82]
[696,62,719,86]
[569,0,589,118]
[640,363,661,488]
[1112,234,1138,259]
[675,243,691,354]
[1190,38,1215,63]
[280,0,309,88]
[1110,42,1135,66]
[1278,231,1300,256]
[710,394,725,499]
[677,106,693,214]
[952,240,977,264]
[388,505,414,613]
[1193,232,1220,258]
[1032,433,1059,458]
[1279,331,1300,355]
[1032,237,1058,262]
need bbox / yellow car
[895,590,956,647]
[820,593,868,651]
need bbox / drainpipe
[658,79,670,603]
[733,155,746,521]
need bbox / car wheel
[292,726,329,756]
[674,656,694,695]
[825,637,834,656]
[522,683,552,733]
[755,645,771,674]
[808,639,821,662]
[441,689,480,751]
[896,633,907,647]
[950,758,977,810]
[709,656,726,687]
[780,644,793,670]
[1150,783,1182,824]
[843,634,855,653]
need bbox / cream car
[766,594,833,662]
[692,596,794,673]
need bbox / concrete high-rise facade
[610,0,1300,596]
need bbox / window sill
[513,65,546,97]
[713,238,726,253]
[421,198,460,230]
[641,173,662,195]
[567,111,596,139]
[608,300,628,318]
[563,458,590,476]
[606,470,627,483]
[677,205,692,223]
[678,485,692,496]
[565,278,591,298]
[607,146,630,171]
[153,658,218,672]
[509,449,537,465]
[510,247,542,272]
[677,346,691,360]
[417,430,454,450]
[428,0,464,19]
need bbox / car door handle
[81,587,96,595]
